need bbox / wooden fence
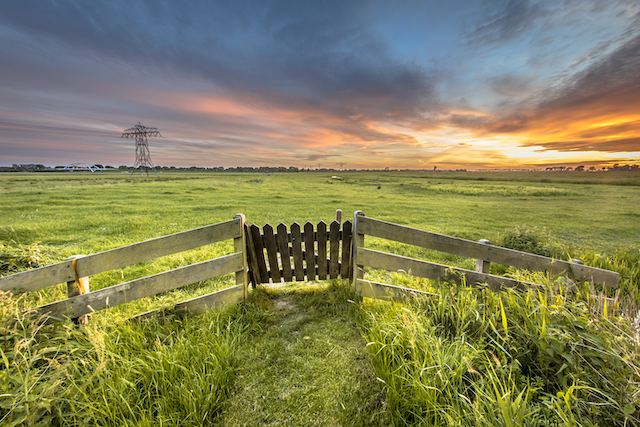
[0,210,623,322]
[351,211,621,301]
[246,215,353,285]
[0,215,248,322]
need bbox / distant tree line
[2,164,637,173]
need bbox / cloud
[1,1,638,169]
[0,0,442,148]
[461,0,549,47]
[486,74,535,97]
[474,33,640,153]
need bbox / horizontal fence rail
[0,215,248,322]
[0,219,243,295]
[358,216,620,288]
[1,210,624,321]
[352,212,621,302]
[32,253,243,320]
[359,249,535,291]
[246,219,353,285]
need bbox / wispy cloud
[0,0,638,168]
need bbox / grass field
[1,171,639,426]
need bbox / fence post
[352,211,365,291]
[475,239,491,274]
[335,209,342,224]
[566,258,584,293]
[65,255,90,324]
[233,214,249,300]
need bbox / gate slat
[317,221,327,280]
[291,222,304,281]
[263,223,281,283]
[250,224,269,283]
[304,222,316,281]
[277,223,293,282]
[245,224,261,285]
[329,220,340,279]
[341,220,352,278]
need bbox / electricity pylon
[121,122,161,177]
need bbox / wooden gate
[246,217,352,285]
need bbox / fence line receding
[0,215,249,323]
[0,209,622,322]
[352,211,620,302]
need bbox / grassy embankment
[1,171,639,426]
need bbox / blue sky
[1,0,638,169]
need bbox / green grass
[355,281,639,426]
[1,171,639,426]
[220,282,389,426]
[0,290,264,426]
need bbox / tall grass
[2,171,639,425]
[0,291,270,426]
[355,278,640,426]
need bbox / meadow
[1,171,639,426]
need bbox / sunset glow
[1,1,638,169]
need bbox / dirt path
[217,283,389,426]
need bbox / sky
[1,0,639,170]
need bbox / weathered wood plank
[33,253,242,320]
[277,223,293,282]
[131,284,244,321]
[233,214,248,300]
[76,220,240,282]
[317,221,328,280]
[341,219,353,279]
[263,223,281,283]
[0,261,73,295]
[329,220,340,279]
[475,239,492,274]
[171,284,244,315]
[359,248,536,291]
[65,255,90,324]
[359,217,619,288]
[250,224,269,284]
[245,223,261,285]
[355,279,438,301]
[290,222,304,281]
[0,219,240,294]
[304,222,316,281]
[352,212,364,288]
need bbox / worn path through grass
[218,282,389,426]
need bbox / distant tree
[574,165,584,171]
[588,166,596,171]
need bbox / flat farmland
[1,170,638,253]
[1,171,639,427]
